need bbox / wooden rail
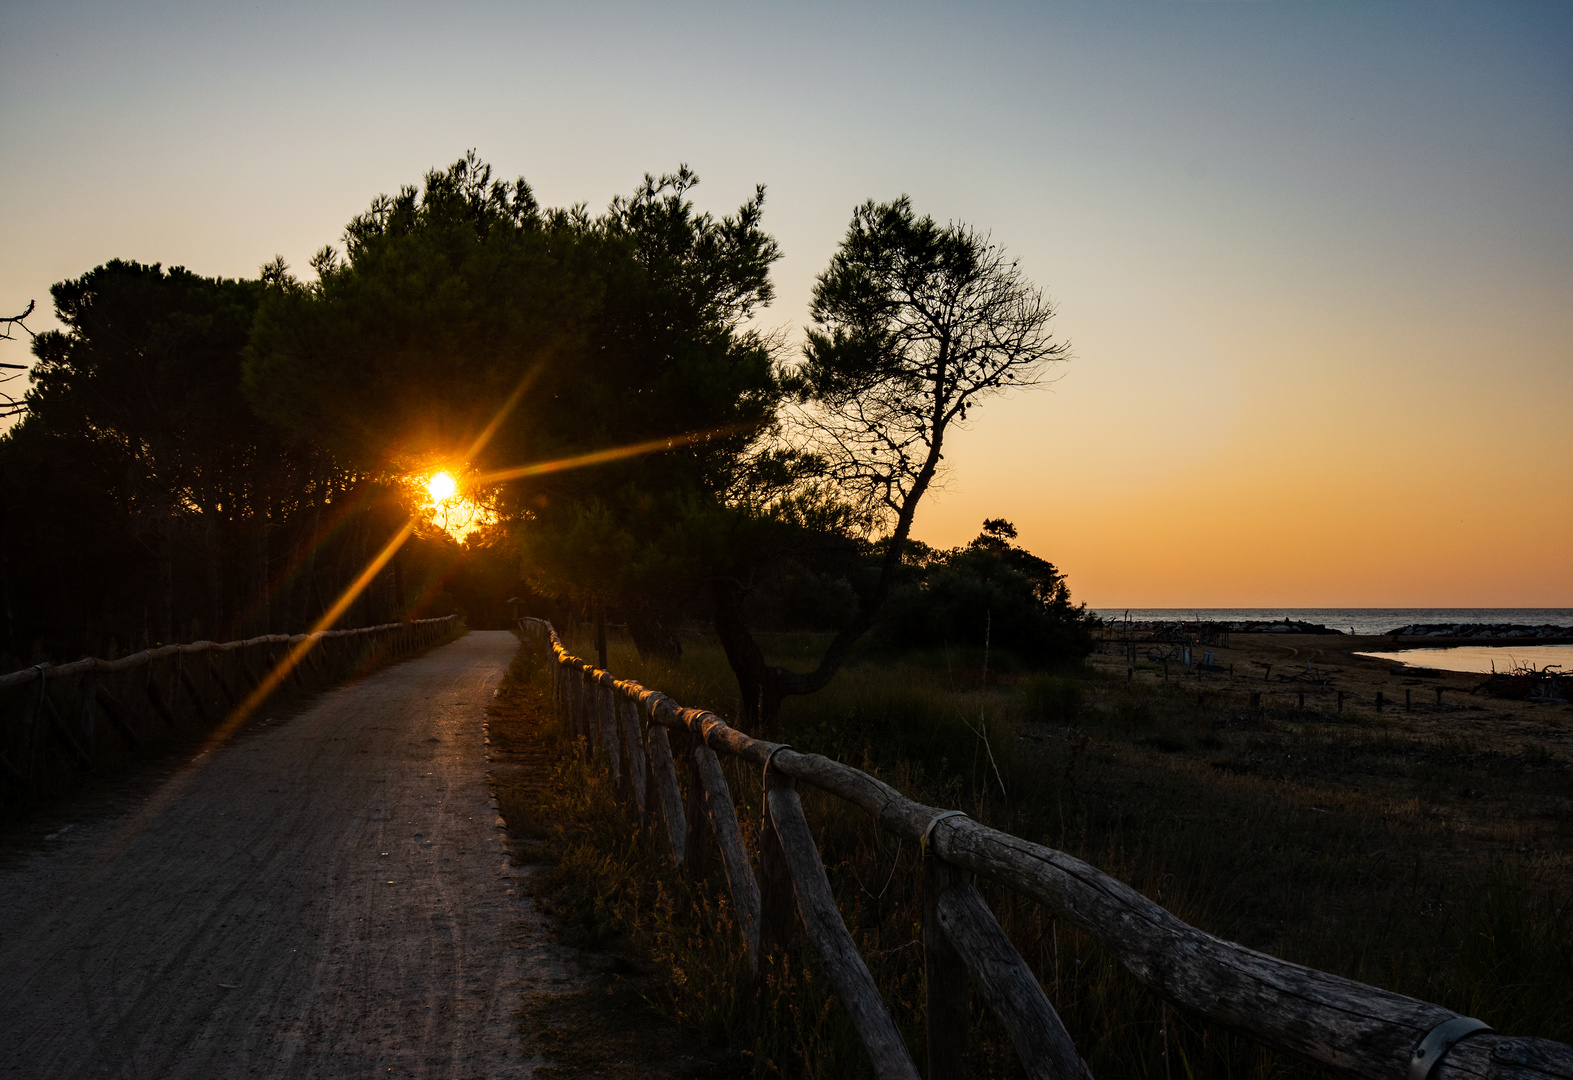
[1,615,461,801]
[517,616,1573,1080]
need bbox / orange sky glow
[2,1,1567,608]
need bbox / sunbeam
[472,422,756,485]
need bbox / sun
[426,471,457,502]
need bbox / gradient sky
[3,0,1569,607]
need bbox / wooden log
[284,640,310,686]
[677,724,710,884]
[597,675,622,779]
[0,624,369,692]
[580,666,595,747]
[527,617,1570,1080]
[179,664,210,725]
[642,702,687,867]
[658,715,1573,1080]
[233,647,263,693]
[685,716,759,963]
[566,659,580,738]
[42,694,92,770]
[766,784,919,1080]
[76,674,99,751]
[94,688,142,750]
[207,655,240,707]
[924,856,970,1080]
[0,746,25,784]
[143,671,180,730]
[758,766,796,973]
[935,880,1084,1080]
[559,658,575,733]
[616,688,649,814]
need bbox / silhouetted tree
[713,197,1071,732]
[0,262,412,664]
[248,156,789,658]
[1,299,36,420]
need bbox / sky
[2,0,1569,607]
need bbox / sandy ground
[0,630,576,1079]
[1100,630,1573,754]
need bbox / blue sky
[3,0,1569,604]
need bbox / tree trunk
[385,537,399,622]
[0,531,14,655]
[302,485,324,627]
[204,505,225,639]
[157,514,174,645]
[256,507,271,635]
[712,578,786,735]
[627,605,682,662]
[595,604,608,670]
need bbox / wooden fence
[518,616,1573,1080]
[1,615,460,802]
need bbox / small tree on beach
[714,196,1071,732]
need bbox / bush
[873,520,1097,666]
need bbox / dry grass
[494,628,1573,1078]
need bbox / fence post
[935,880,1084,1080]
[597,675,622,780]
[759,764,796,975]
[923,854,970,1080]
[76,672,99,756]
[679,725,710,884]
[643,698,688,868]
[616,688,648,816]
[766,783,920,1080]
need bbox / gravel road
[0,630,572,1079]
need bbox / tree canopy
[0,260,407,661]
[245,155,791,656]
[713,196,1072,730]
[873,519,1097,661]
[3,162,1092,719]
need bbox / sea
[1089,609,1573,637]
[1352,644,1573,674]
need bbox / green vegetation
[496,628,1572,1079]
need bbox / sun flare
[426,471,457,502]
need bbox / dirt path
[0,630,574,1079]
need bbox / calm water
[1090,609,1573,636]
[1354,644,1573,674]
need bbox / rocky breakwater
[1388,622,1572,639]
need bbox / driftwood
[766,784,919,1080]
[527,618,1573,1080]
[936,879,1084,1080]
